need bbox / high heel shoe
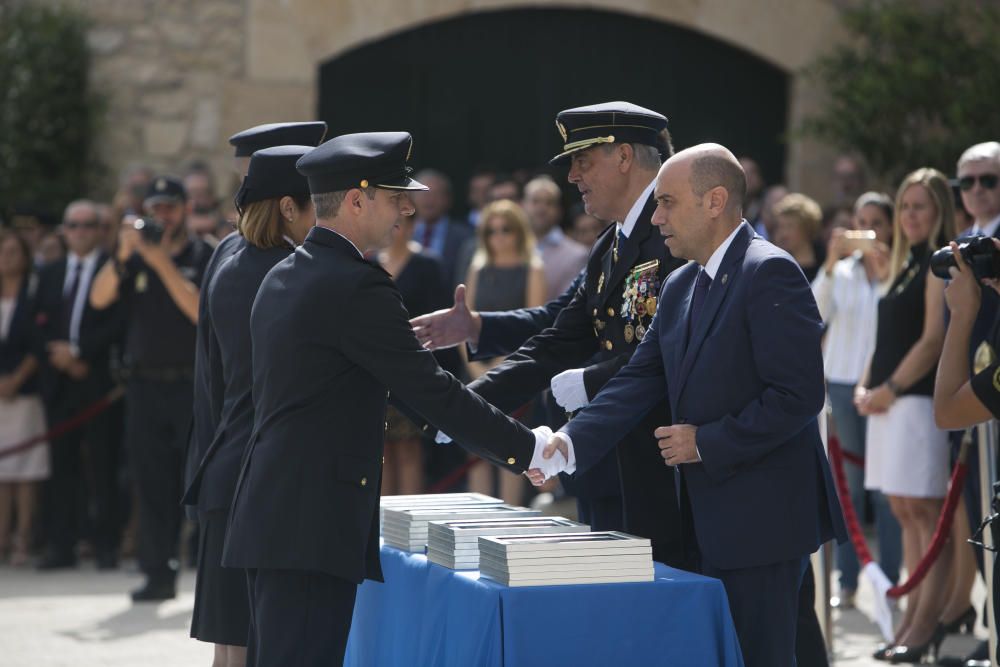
[872,643,895,661]
[887,626,945,664]
[940,605,976,636]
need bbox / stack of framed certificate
[381,504,541,552]
[378,493,501,531]
[426,517,589,570]
[478,532,655,586]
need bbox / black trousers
[125,378,192,580]
[795,561,829,667]
[703,556,809,667]
[575,494,623,533]
[43,381,121,556]
[246,568,358,667]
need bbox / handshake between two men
[520,424,702,486]
[412,283,702,487]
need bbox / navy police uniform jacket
[564,223,847,570]
[223,226,537,583]
[182,242,291,514]
[466,195,689,566]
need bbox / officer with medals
[222,132,556,666]
[420,102,690,567]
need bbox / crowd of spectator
[2,138,999,663]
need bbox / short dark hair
[689,155,747,212]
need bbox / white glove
[528,426,569,481]
[435,430,453,444]
[550,368,589,412]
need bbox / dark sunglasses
[64,221,99,230]
[485,225,514,237]
[959,173,999,191]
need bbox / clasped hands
[524,424,700,486]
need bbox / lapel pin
[721,273,728,285]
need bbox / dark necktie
[688,269,712,341]
[611,227,628,264]
[61,260,81,340]
[421,221,436,249]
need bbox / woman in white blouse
[812,192,900,608]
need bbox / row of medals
[622,261,660,344]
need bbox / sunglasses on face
[64,221,99,230]
[959,173,1000,191]
[485,225,514,237]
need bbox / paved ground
[0,558,987,666]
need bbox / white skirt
[0,395,50,482]
[864,395,949,498]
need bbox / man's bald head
[673,144,747,216]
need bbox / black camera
[133,218,164,244]
[930,236,1000,281]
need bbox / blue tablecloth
[345,544,745,667]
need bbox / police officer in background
[222,132,555,666]
[184,121,327,528]
[90,176,211,601]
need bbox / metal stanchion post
[978,419,998,663]
[816,406,834,655]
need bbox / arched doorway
[318,7,788,210]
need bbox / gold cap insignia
[155,178,166,191]
[360,179,369,188]
[556,120,568,143]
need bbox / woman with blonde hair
[464,199,545,503]
[856,168,956,662]
[773,192,824,281]
[183,145,316,667]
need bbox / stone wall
[61,0,842,202]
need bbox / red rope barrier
[0,386,124,461]
[828,432,967,598]
[841,448,865,468]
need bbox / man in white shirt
[522,175,588,300]
[37,200,125,570]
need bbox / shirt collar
[68,249,100,271]
[616,179,656,239]
[703,223,744,280]
[973,213,1000,238]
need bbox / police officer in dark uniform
[415,102,690,567]
[222,132,554,667]
[90,176,211,601]
[184,121,327,526]
[183,145,317,666]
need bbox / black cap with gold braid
[550,101,668,165]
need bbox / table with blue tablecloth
[345,544,744,666]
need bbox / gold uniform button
[605,340,613,351]
[507,457,516,465]
[607,307,615,317]
[360,477,368,487]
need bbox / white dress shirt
[811,254,881,384]
[618,179,656,238]
[971,213,1000,238]
[63,250,100,346]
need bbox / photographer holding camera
[90,175,211,601]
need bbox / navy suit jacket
[564,222,847,570]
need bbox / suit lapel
[675,223,753,395]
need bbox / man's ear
[707,186,730,218]
[617,143,634,173]
[348,188,365,214]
